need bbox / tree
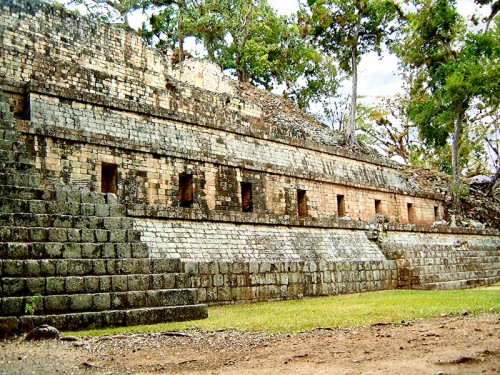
[397,0,500,185]
[302,0,401,147]
[59,0,339,110]
[146,0,339,109]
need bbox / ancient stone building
[0,0,499,335]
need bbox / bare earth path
[1,314,499,375]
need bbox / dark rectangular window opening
[337,194,345,217]
[240,182,253,212]
[101,163,118,194]
[179,173,193,208]
[434,206,439,220]
[375,199,382,215]
[407,203,415,223]
[297,189,307,217]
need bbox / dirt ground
[0,314,499,375]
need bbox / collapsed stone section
[0,94,207,337]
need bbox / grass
[72,286,500,337]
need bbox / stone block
[54,260,68,276]
[66,277,85,294]
[46,277,65,294]
[176,273,190,288]
[183,261,199,275]
[26,278,45,295]
[29,228,48,242]
[67,259,93,276]
[217,286,231,301]
[111,275,128,292]
[94,204,110,217]
[248,262,259,274]
[116,244,131,258]
[62,243,82,259]
[2,278,26,296]
[164,274,176,288]
[212,274,224,287]
[128,291,146,308]
[259,262,270,273]
[84,276,100,293]
[92,259,106,275]
[45,243,63,258]
[45,295,70,313]
[109,204,126,217]
[103,217,122,230]
[95,229,108,242]
[218,262,230,274]
[70,294,92,311]
[128,274,150,291]
[81,228,95,242]
[131,243,149,258]
[2,297,24,315]
[197,288,207,303]
[110,293,128,309]
[26,260,41,276]
[6,243,29,259]
[232,262,248,274]
[49,228,68,242]
[66,228,82,242]
[93,293,111,311]
[101,243,116,258]
[3,260,24,276]
[81,243,100,258]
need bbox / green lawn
[74,286,500,336]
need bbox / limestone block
[70,294,92,311]
[93,293,111,311]
[84,276,100,293]
[45,295,70,313]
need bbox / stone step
[0,212,132,230]
[1,288,199,315]
[0,172,40,187]
[0,226,137,245]
[0,185,120,206]
[0,224,138,243]
[0,304,208,336]
[1,258,181,277]
[0,185,51,200]
[414,277,500,290]
[0,240,148,259]
[1,272,190,297]
[0,197,126,217]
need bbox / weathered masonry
[0,0,499,334]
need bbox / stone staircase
[0,95,207,337]
[381,242,500,290]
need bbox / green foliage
[398,0,500,183]
[24,294,43,316]
[301,0,402,146]
[71,287,499,336]
[140,0,338,109]
[450,182,470,197]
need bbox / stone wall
[0,0,498,315]
[381,229,500,289]
[16,92,442,224]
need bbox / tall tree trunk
[452,111,464,185]
[346,44,359,148]
[178,9,184,62]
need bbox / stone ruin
[0,0,498,336]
